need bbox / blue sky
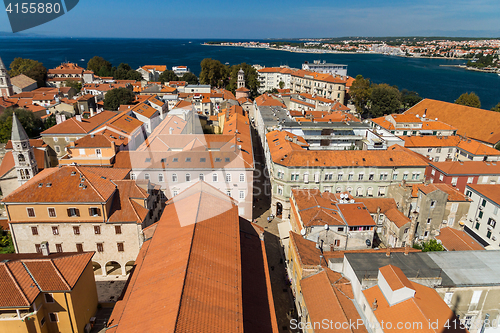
[1,0,499,38]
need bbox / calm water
[1,37,500,109]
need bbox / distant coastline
[439,64,500,74]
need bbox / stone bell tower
[11,112,38,186]
[0,57,14,98]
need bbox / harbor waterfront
[1,37,500,109]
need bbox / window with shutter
[76,244,83,252]
[94,226,101,234]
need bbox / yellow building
[0,251,98,333]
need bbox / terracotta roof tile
[430,160,500,175]
[436,227,485,251]
[301,270,368,333]
[41,111,116,135]
[3,166,130,205]
[467,184,500,205]
[405,98,500,145]
[0,252,94,308]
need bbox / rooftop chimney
[40,241,50,256]
[404,245,410,255]
[386,247,391,257]
[371,299,378,311]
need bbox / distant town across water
[2,37,500,109]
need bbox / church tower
[237,68,245,89]
[0,57,14,98]
[11,113,38,186]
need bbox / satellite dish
[300,229,306,236]
[366,239,372,247]
[350,199,355,203]
[324,224,329,230]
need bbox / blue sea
[1,37,500,109]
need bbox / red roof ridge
[49,259,71,290]
[75,166,106,201]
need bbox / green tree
[199,58,229,88]
[103,87,135,111]
[413,239,445,252]
[0,226,14,254]
[401,89,423,109]
[180,72,199,85]
[113,63,142,81]
[9,58,47,87]
[64,79,82,93]
[279,81,285,89]
[369,83,402,117]
[87,56,113,77]
[0,108,43,143]
[43,113,57,130]
[455,92,481,108]
[158,70,179,83]
[226,63,260,98]
[491,103,500,112]
[350,75,372,114]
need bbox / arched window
[18,154,25,163]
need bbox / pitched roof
[0,151,14,178]
[41,111,116,135]
[436,227,485,251]
[255,94,286,107]
[0,252,94,308]
[416,183,470,201]
[430,160,500,175]
[106,181,245,333]
[402,135,500,156]
[379,264,414,291]
[11,112,29,142]
[363,265,467,333]
[3,166,130,205]
[268,131,429,167]
[301,270,368,333]
[355,198,410,228]
[467,184,500,205]
[70,134,114,148]
[10,74,37,89]
[405,98,500,145]
[108,180,149,224]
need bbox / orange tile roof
[0,252,94,308]
[363,265,467,333]
[355,198,410,228]
[2,166,130,205]
[0,151,14,178]
[402,135,455,147]
[140,65,167,72]
[405,98,500,145]
[41,111,116,135]
[107,182,245,333]
[292,189,376,227]
[467,184,500,205]
[292,69,347,84]
[416,183,470,202]
[268,131,428,167]
[108,180,149,224]
[430,160,500,175]
[255,93,286,107]
[436,227,484,251]
[70,134,114,148]
[301,270,368,333]
[379,264,414,291]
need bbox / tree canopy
[87,56,113,77]
[226,63,260,97]
[491,103,500,112]
[180,72,199,85]
[158,70,179,84]
[413,239,445,252]
[114,63,143,81]
[8,58,47,87]
[370,83,402,117]
[199,58,229,88]
[350,75,372,114]
[401,89,423,109]
[64,79,82,93]
[103,87,135,111]
[455,92,481,108]
[0,108,43,143]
